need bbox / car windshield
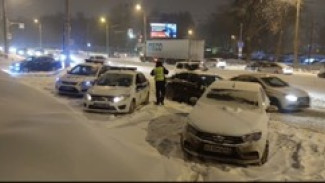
[96,74,133,87]
[69,65,98,76]
[185,64,200,70]
[206,89,259,109]
[261,77,288,87]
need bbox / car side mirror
[266,105,278,113]
[189,97,198,106]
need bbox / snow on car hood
[188,102,267,136]
[88,85,131,96]
[267,86,309,97]
[60,74,96,83]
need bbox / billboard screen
[150,23,177,39]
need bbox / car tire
[128,100,136,114]
[270,97,283,112]
[143,92,150,105]
[22,67,29,73]
[166,88,175,101]
[259,140,269,166]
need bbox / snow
[1,56,325,181]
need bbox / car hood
[60,74,96,83]
[188,102,267,136]
[266,86,308,97]
[88,85,131,96]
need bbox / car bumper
[83,99,130,113]
[56,84,88,96]
[181,133,265,165]
[281,97,310,110]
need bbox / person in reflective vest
[150,61,169,105]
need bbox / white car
[181,81,272,165]
[205,58,227,69]
[231,73,310,111]
[83,69,150,113]
[55,63,113,96]
[247,62,293,75]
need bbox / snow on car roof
[235,73,275,78]
[178,70,221,77]
[209,81,261,92]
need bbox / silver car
[231,73,310,111]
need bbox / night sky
[5,0,325,25]
[6,0,231,22]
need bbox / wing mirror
[189,97,198,106]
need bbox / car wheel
[128,100,136,114]
[143,92,150,105]
[259,140,269,166]
[166,88,175,101]
[22,67,29,73]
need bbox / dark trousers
[155,81,166,104]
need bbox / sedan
[9,56,62,73]
[181,81,272,165]
[231,73,310,111]
[166,70,223,105]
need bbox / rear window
[206,89,259,109]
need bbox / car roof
[76,62,103,67]
[103,70,139,75]
[176,61,200,64]
[176,70,221,77]
[209,81,261,92]
[234,73,275,78]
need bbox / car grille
[196,131,244,145]
[59,86,79,93]
[298,97,310,105]
[62,81,78,85]
[89,105,116,110]
[91,95,114,102]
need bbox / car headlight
[15,63,20,67]
[113,94,130,103]
[285,94,298,102]
[186,124,199,136]
[85,93,92,101]
[242,132,262,142]
[80,81,93,87]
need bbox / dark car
[10,56,62,73]
[166,71,223,105]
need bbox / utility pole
[1,0,8,58]
[293,0,301,67]
[63,0,71,68]
[307,13,314,65]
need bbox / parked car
[231,73,310,111]
[83,69,150,113]
[166,70,223,105]
[205,58,227,69]
[9,56,62,73]
[181,81,272,165]
[55,62,107,96]
[245,62,293,75]
[86,55,107,64]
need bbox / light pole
[34,19,43,49]
[293,0,301,67]
[1,0,8,57]
[100,16,109,58]
[63,0,71,68]
[135,3,147,60]
[188,29,194,62]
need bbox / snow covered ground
[0,56,325,181]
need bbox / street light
[188,29,193,36]
[100,16,109,57]
[135,3,147,60]
[34,18,43,49]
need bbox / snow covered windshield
[261,77,288,87]
[68,65,98,76]
[206,89,259,109]
[97,74,133,87]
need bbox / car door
[135,74,148,104]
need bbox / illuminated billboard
[150,23,177,39]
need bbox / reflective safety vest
[154,67,165,81]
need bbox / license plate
[61,86,74,91]
[203,144,232,154]
[94,103,110,108]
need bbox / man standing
[151,61,169,105]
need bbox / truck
[142,39,205,64]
